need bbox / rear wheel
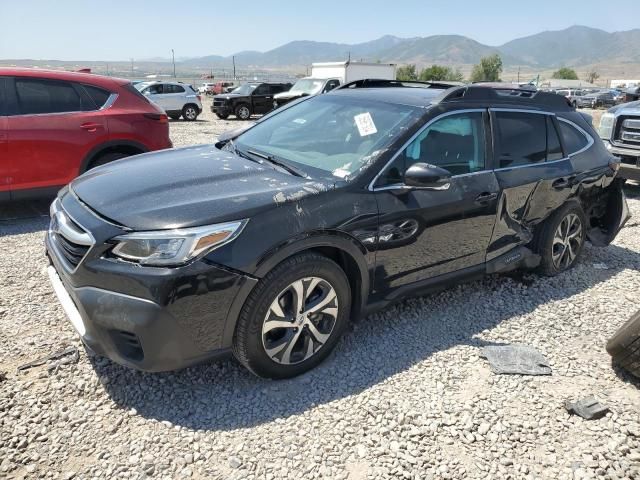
[182,104,199,121]
[534,202,586,276]
[87,151,129,170]
[235,103,251,120]
[233,253,351,379]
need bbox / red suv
[0,68,172,200]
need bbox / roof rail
[438,84,573,110]
[337,78,463,91]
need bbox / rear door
[142,83,167,110]
[0,77,9,200]
[164,84,186,112]
[487,109,574,261]
[6,77,109,192]
[373,109,500,292]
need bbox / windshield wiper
[247,149,309,178]
[227,140,260,164]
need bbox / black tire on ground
[533,200,587,276]
[168,113,181,120]
[182,104,199,121]
[87,151,130,170]
[233,252,351,379]
[234,103,251,120]
[607,310,640,378]
[216,113,229,120]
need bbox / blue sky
[1,0,637,60]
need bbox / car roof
[0,67,129,87]
[330,87,445,107]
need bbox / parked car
[273,77,341,109]
[0,68,171,201]
[598,100,640,180]
[198,83,216,95]
[46,83,628,379]
[556,89,584,107]
[211,82,291,120]
[212,81,236,95]
[576,91,616,109]
[135,81,202,121]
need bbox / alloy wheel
[261,277,338,365]
[185,107,197,120]
[238,106,250,119]
[552,213,583,270]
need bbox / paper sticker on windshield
[354,112,377,137]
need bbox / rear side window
[165,84,185,94]
[558,120,589,155]
[82,85,111,108]
[495,112,546,167]
[15,79,82,114]
[0,78,6,115]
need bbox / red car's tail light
[144,113,169,124]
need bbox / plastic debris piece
[592,263,609,270]
[481,345,552,375]
[565,396,609,420]
[17,346,79,371]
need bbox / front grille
[109,330,144,361]
[615,115,640,149]
[49,199,94,270]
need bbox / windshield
[291,78,325,95]
[235,95,422,179]
[230,84,257,95]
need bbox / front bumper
[604,140,640,181]
[45,192,257,372]
[211,103,230,115]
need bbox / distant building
[538,79,599,90]
[611,79,640,89]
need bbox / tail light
[143,113,168,124]
[196,94,202,101]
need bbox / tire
[182,104,199,121]
[235,103,251,120]
[216,113,229,120]
[607,310,640,378]
[533,201,587,276]
[86,151,129,170]
[233,252,351,379]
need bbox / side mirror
[404,163,451,189]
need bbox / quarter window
[558,121,589,154]
[546,116,564,161]
[15,79,83,115]
[83,85,111,109]
[378,111,486,185]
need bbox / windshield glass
[291,78,324,95]
[230,84,257,95]
[235,95,422,179]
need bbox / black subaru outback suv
[47,82,629,379]
[212,82,291,120]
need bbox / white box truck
[273,61,397,109]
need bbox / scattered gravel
[1,102,639,479]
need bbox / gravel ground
[1,99,639,479]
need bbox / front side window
[15,79,83,115]
[235,95,422,179]
[377,111,486,185]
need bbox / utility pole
[517,66,520,84]
[171,49,176,78]
[232,56,236,80]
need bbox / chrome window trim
[368,108,486,192]
[556,117,594,157]
[489,107,553,115]
[99,93,118,111]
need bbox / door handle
[80,122,102,132]
[475,192,498,204]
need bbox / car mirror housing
[404,163,452,189]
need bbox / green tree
[419,65,464,82]
[469,54,503,82]
[396,64,418,81]
[586,69,600,84]
[552,67,579,80]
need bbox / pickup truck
[211,82,291,120]
[599,100,640,180]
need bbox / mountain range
[181,26,640,69]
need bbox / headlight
[111,220,247,266]
[598,112,615,140]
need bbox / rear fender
[584,178,630,246]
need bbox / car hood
[274,91,308,100]
[71,145,336,230]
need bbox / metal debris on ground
[565,396,610,420]
[481,345,552,375]
[17,346,79,372]
[592,263,610,270]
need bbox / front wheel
[233,253,351,379]
[534,202,587,276]
[216,112,229,120]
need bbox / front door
[372,109,500,293]
[251,84,274,115]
